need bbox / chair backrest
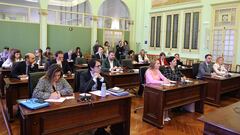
[192,63,200,79]
[74,69,88,92]
[138,66,148,96]
[75,57,87,65]
[28,72,46,98]
[121,59,133,69]
[139,66,148,84]
[134,54,139,62]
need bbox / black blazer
[94,53,106,61]
[79,70,103,93]
[46,59,72,74]
[11,61,38,79]
[101,59,121,72]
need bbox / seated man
[197,54,214,79]
[45,51,72,74]
[163,57,186,81]
[101,51,122,72]
[174,53,183,67]
[11,53,38,79]
[94,46,106,61]
[79,59,104,93]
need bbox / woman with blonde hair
[145,59,170,84]
[213,56,228,76]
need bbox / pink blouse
[145,69,168,84]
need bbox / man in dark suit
[45,50,72,74]
[79,59,104,93]
[11,53,38,79]
[94,46,106,61]
[101,51,122,72]
[197,54,214,79]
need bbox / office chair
[134,66,148,113]
[74,69,88,93]
[192,63,200,79]
[75,57,87,65]
[28,72,46,98]
[121,59,133,69]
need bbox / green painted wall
[97,29,104,45]
[136,0,240,65]
[124,31,130,43]
[47,25,91,54]
[0,21,39,54]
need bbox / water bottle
[101,83,106,97]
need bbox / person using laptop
[32,64,73,100]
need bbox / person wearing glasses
[79,59,105,93]
[197,54,214,79]
[32,64,73,100]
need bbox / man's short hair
[108,51,115,55]
[205,54,212,59]
[88,59,101,71]
[55,50,64,57]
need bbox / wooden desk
[204,73,240,106]
[143,80,207,128]
[101,71,139,89]
[0,68,11,97]
[4,75,75,121]
[132,63,149,69]
[199,101,240,135]
[19,93,132,135]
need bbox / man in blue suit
[197,54,214,79]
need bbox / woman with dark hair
[72,47,83,62]
[35,49,46,66]
[2,49,23,68]
[32,64,73,100]
[123,40,130,55]
[158,52,168,66]
[103,41,110,56]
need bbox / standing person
[123,40,130,55]
[103,41,110,56]
[115,40,125,60]
[32,64,73,100]
[2,49,23,68]
[197,54,214,79]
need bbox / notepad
[90,90,110,96]
[19,98,49,110]
[162,83,175,86]
[45,97,66,102]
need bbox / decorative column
[39,0,49,51]
[91,16,98,54]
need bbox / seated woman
[138,49,149,64]
[158,52,168,66]
[32,64,73,100]
[145,59,170,84]
[145,59,171,121]
[2,49,23,68]
[164,56,186,81]
[213,56,228,76]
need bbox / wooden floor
[0,94,239,135]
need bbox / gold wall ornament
[39,9,48,16]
